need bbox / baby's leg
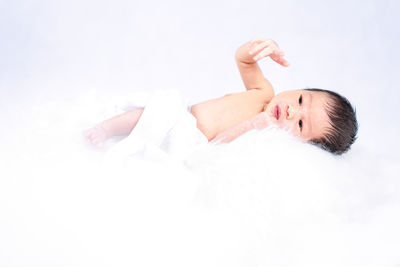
[84,108,144,147]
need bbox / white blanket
[1,90,399,267]
[106,90,208,162]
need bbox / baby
[85,38,358,155]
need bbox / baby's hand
[84,125,108,148]
[236,38,289,67]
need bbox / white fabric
[1,89,400,267]
[106,90,208,161]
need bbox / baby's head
[264,88,358,154]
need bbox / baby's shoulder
[225,89,272,103]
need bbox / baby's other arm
[84,108,144,147]
[236,38,289,99]
[210,111,272,144]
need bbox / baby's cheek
[287,124,301,137]
[274,120,299,136]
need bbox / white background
[1,0,400,156]
[1,0,400,266]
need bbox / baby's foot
[84,125,108,148]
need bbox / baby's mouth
[274,105,281,120]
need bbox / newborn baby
[86,38,358,155]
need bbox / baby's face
[264,89,331,141]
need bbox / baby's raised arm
[236,38,289,99]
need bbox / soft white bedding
[1,91,399,267]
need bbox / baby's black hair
[305,88,358,155]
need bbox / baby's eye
[298,120,303,131]
[298,95,303,105]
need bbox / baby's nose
[286,105,297,120]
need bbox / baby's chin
[263,104,278,123]
[257,111,278,130]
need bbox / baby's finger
[253,46,275,61]
[249,38,271,52]
[269,50,289,66]
[209,137,221,145]
[273,56,290,67]
[248,40,263,54]
[85,131,95,140]
[280,58,290,67]
[275,50,285,57]
[83,129,91,137]
[249,41,269,55]
[250,37,267,45]
[92,138,104,147]
[250,40,274,55]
